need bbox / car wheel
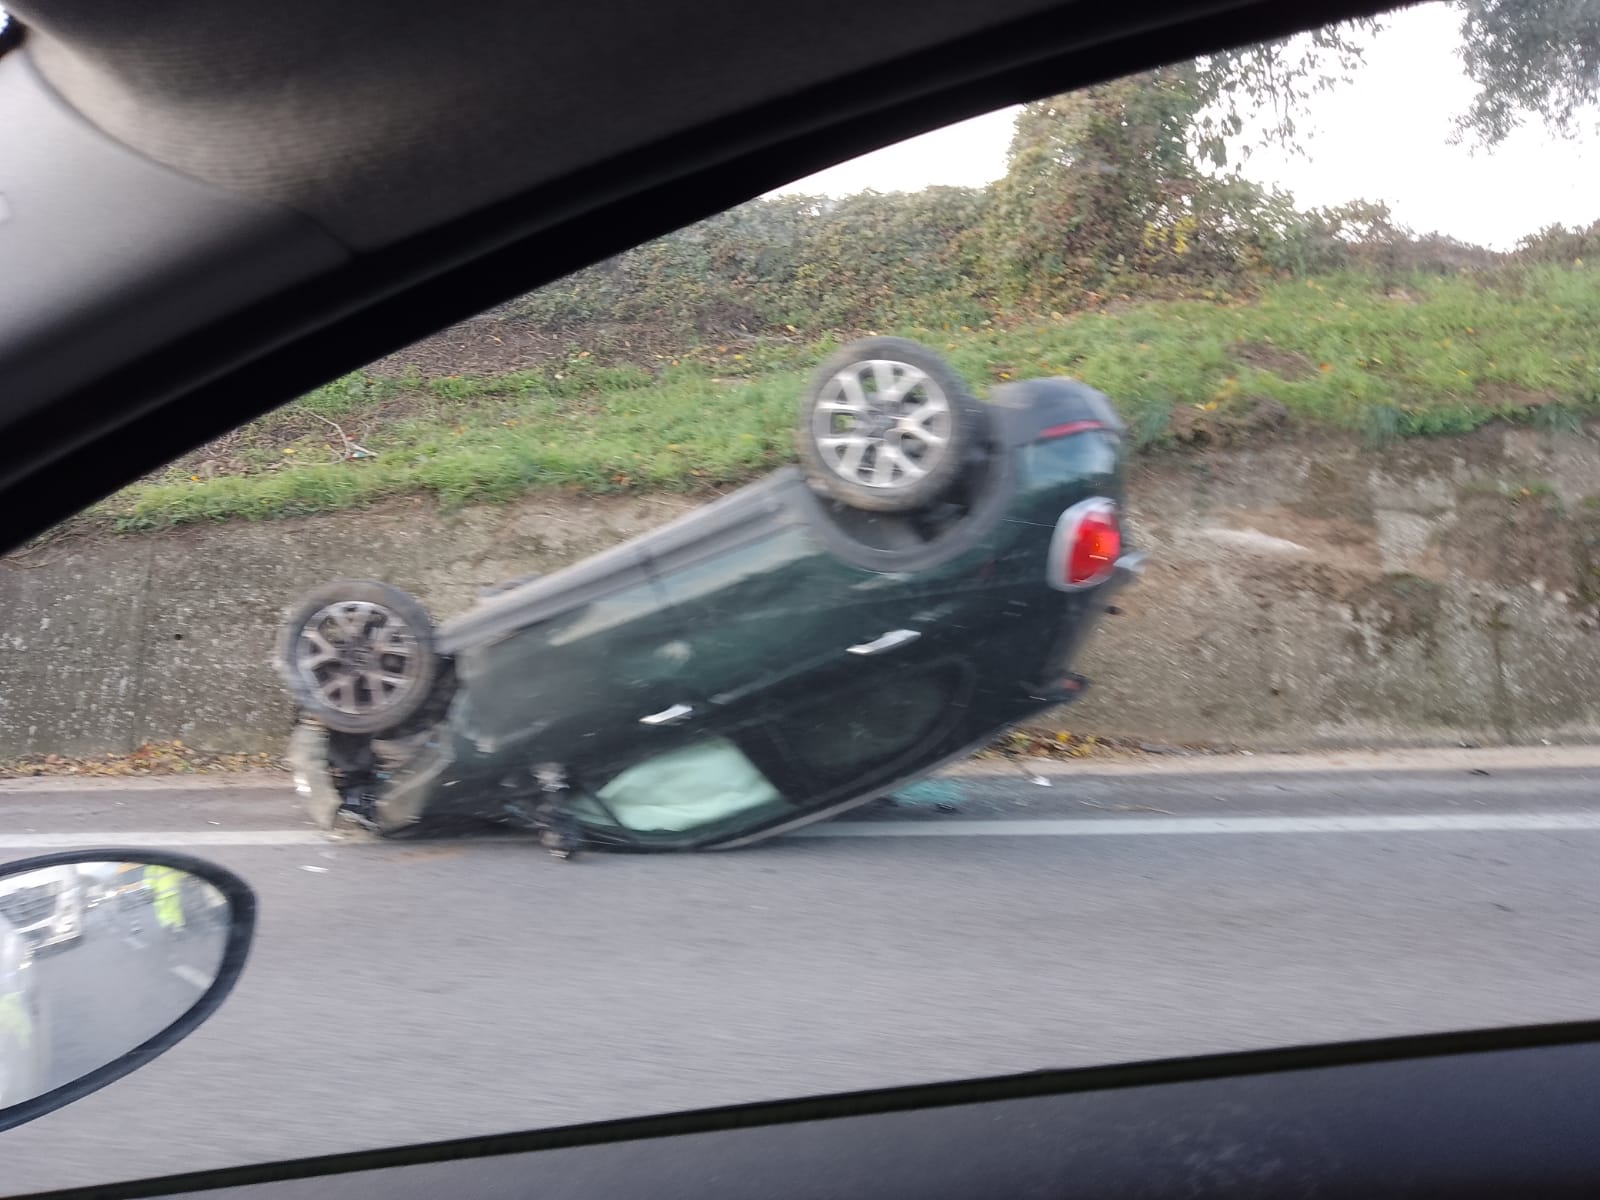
[797,337,985,513]
[278,580,439,736]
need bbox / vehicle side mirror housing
[0,849,255,1132]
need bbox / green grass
[926,265,1600,443]
[99,264,1600,532]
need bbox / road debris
[886,779,966,811]
[0,740,285,779]
[980,729,1225,763]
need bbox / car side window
[778,662,962,788]
[1020,433,1120,496]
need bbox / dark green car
[283,340,1143,854]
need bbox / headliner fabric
[11,0,1074,249]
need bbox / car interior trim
[26,1018,1600,1200]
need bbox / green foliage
[983,73,1209,302]
[112,369,802,530]
[97,266,1600,531]
[298,372,411,416]
[1453,0,1600,146]
[1532,400,1585,434]
[497,21,1438,339]
[402,7,1595,351]
[979,18,1376,303]
[1363,403,1404,446]
[513,187,993,341]
[1515,218,1600,264]
[87,7,1600,533]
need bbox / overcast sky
[773,2,1596,250]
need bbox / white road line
[797,813,1600,837]
[4,813,1600,849]
[170,964,212,991]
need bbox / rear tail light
[1048,498,1120,590]
[1035,419,1107,441]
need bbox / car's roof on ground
[0,0,1396,553]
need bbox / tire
[796,337,985,514]
[277,580,439,736]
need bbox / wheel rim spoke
[331,605,369,640]
[300,629,341,669]
[889,442,926,481]
[836,438,868,479]
[871,443,905,485]
[877,363,926,405]
[899,421,946,448]
[870,448,893,486]
[319,676,353,710]
[297,600,421,717]
[363,669,410,695]
[373,628,413,658]
[831,372,869,411]
[813,359,951,491]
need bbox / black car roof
[0,0,1396,554]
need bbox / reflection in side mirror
[0,852,254,1132]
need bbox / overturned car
[282,339,1143,855]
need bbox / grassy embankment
[102,265,1598,532]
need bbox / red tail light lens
[1069,509,1120,585]
[1050,498,1120,590]
[1035,419,1106,441]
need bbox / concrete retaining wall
[7,426,1600,756]
[1072,426,1600,748]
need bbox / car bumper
[1024,548,1146,703]
[289,722,347,830]
[289,720,457,835]
[1109,549,1147,591]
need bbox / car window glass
[779,663,961,784]
[1020,433,1121,494]
[8,0,1600,1190]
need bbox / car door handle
[639,702,694,726]
[847,629,921,656]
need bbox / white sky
[772,3,1596,250]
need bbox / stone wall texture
[7,426,1600,755]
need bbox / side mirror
[0,850,255,1132]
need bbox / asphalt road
[34,903,229,1094]
[6,757,1600,1194]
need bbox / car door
[444,546,704,773]
[568,655,974,848]
[646,515,929,735]
[763,655,978,815]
